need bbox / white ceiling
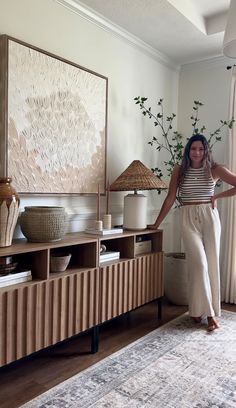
[73,0,230,65]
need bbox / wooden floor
[0,299,235,408]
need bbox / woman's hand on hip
[211,196,216,209]
[147,223,159,230]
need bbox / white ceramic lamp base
[123,193,147,230]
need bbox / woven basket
[50,253,71,273]
[164,254,188,306]
[20,206,67,242]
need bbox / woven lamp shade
[110,160,167,191]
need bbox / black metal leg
[91,326,99,354]
[157,298,162,320]
[125,311,131,322]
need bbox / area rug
[21,310,236,408]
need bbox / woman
[148,134,236,331]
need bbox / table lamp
[110,160,167,230]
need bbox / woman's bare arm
[212,165,236,186]
[211,166,236,207]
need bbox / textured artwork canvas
[6,38,107,194]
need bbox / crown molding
[180,54,234,72]
[54,0,180,71]
[54,1,231,76]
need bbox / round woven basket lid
[109,160,167,191]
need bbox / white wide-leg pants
[180,204,221,317]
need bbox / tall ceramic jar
[0,177,20,247]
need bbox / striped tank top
[178,166,216,204]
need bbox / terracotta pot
[0,177,20,247]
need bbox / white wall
[2,1,233,252]
[0,0,179,244]
[177,57,233,225]
[178,58,232,163]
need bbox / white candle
[103,214,111,229]
[95,220,103,230]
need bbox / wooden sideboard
[0,229,163,367]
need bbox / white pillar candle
[103,214,112,229]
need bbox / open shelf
[0,230,163,367]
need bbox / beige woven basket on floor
[20,206,68,242]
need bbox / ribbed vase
[0,178,20,247]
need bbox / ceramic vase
[0,177,20,247]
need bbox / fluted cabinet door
[0,283,47,366]
[100,259,136,323]
[133,252,164,308]
[0,268,99,366]
[46,269,100,347]
[99,253,163,324]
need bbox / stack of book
[99,251,120,264]
[0,270,32,288]
[85,228,123,236]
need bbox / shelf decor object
[0,177,20,247]
[85,227,123,235]
[50,253,71,273]
[110,160,167,230]
[103,179,112,229]
[20,206,68,242]
[0,35,107,195]
[94,184,103,231]
[0,270,32,287]
[0,261,18,275]
[99,250,120,263]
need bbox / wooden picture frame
[0,35,108,194]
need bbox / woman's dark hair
[178,134,216,185]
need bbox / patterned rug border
[21,309,236,408]
[54,309,234,380]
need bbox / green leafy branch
[134,97,234,189]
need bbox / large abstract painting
[0,36,107,194]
